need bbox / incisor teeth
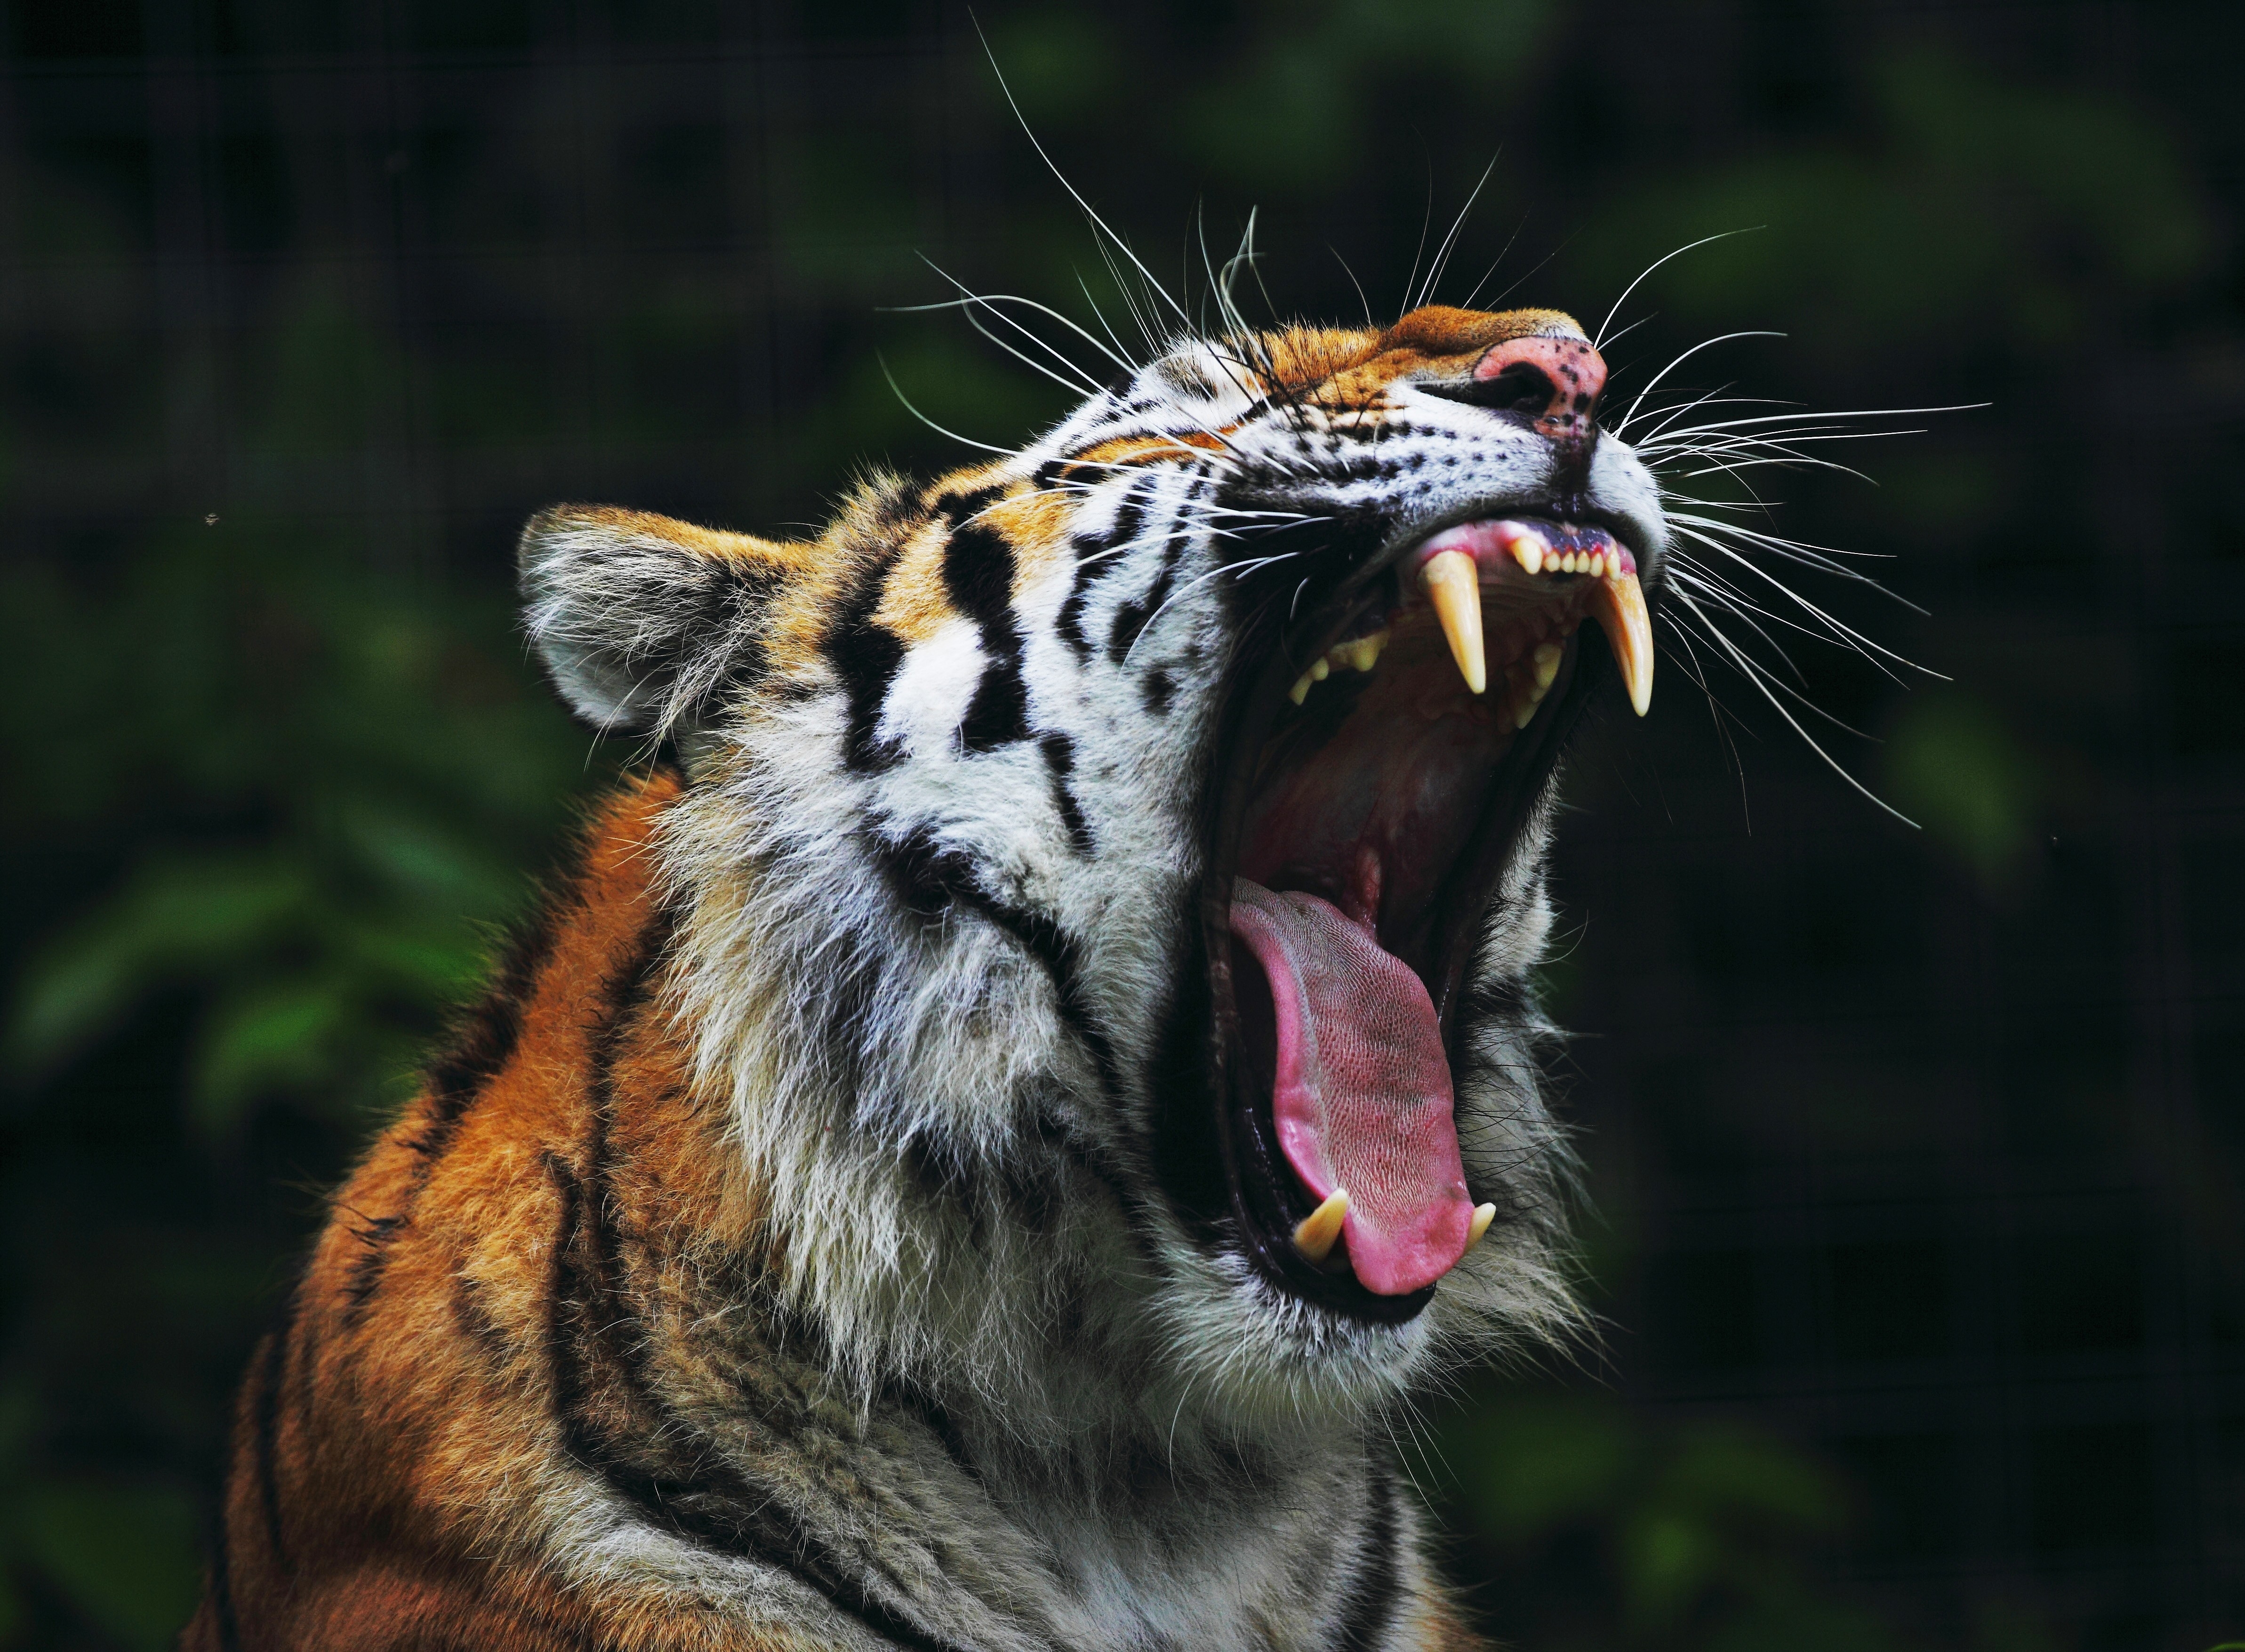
[1294,1189,1349,1264]
[1464,1203,1497,1253]
[1510,534,1545,576]
[1419,550,1486,696]
[1591,571,1655,716]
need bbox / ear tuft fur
[517,505,786,736]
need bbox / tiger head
[520,303,1666,1443]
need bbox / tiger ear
[518,505,787,736]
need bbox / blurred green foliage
[1,0,2238,1647]
[0,525,595,1640]
[1882,691,2045,893]
[2,528,592,1131]
[1576,50,2215,368]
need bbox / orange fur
[185,776,784,1650]
[181,307,1609,1649]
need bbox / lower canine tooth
[1419,550,1487,695]
[1464,1203,1497,1253]
[1531,640,1562,690]
[1590,571,1655,716]
[1294,1189,1349,1264]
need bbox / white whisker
[877,356,1019,457]
[1668,587,1918,825]
[1594,227,1764,349]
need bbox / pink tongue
[1227,879,1475,1295]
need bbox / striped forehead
[851,301,1598,647]
[871,474,1079,647]
[1073,305,1596,447]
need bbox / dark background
[1,1,2240,1648]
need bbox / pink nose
[1472,333,1607,450]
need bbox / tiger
[184,301,1666,1652]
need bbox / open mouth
[1204,514,1654,1322]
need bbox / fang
[1294,1189,1349,1265]
[1419,550,1487,696]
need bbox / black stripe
[205,1470,246,1652]
[249,1288,299,1575]
[1335,1468,1401,1652]
[541,920,978,1652]
[1057,476,1155,659]
[1106,481,1205,667]
[1107,554,1176,666]
[880,1379,985,1488]
[450,1268,514,1365]
[1038,733,1096,856]
[1145,925,1228,1238]
[339,1214,405,1317]
[944,518,1032,754]
[826,542,911,773]
[867,826,1161,1243]
[419,885,567,1139]
[342,874,571,1323]
[871,827,1121,1099]
[933,483,1007,528]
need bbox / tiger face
[521,303,1665,1437]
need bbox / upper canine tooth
[1294,1189,1349,1264]
[1418,550,1486,696]
[1289,670,1315,705]
[1590,571,1655,716]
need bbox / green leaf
[9,857,314,1071]
[191,978,355,1131]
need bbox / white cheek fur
[568,339,1662,1464]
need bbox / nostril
[1481,361,1558,418]
[1424,361,1562,418]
